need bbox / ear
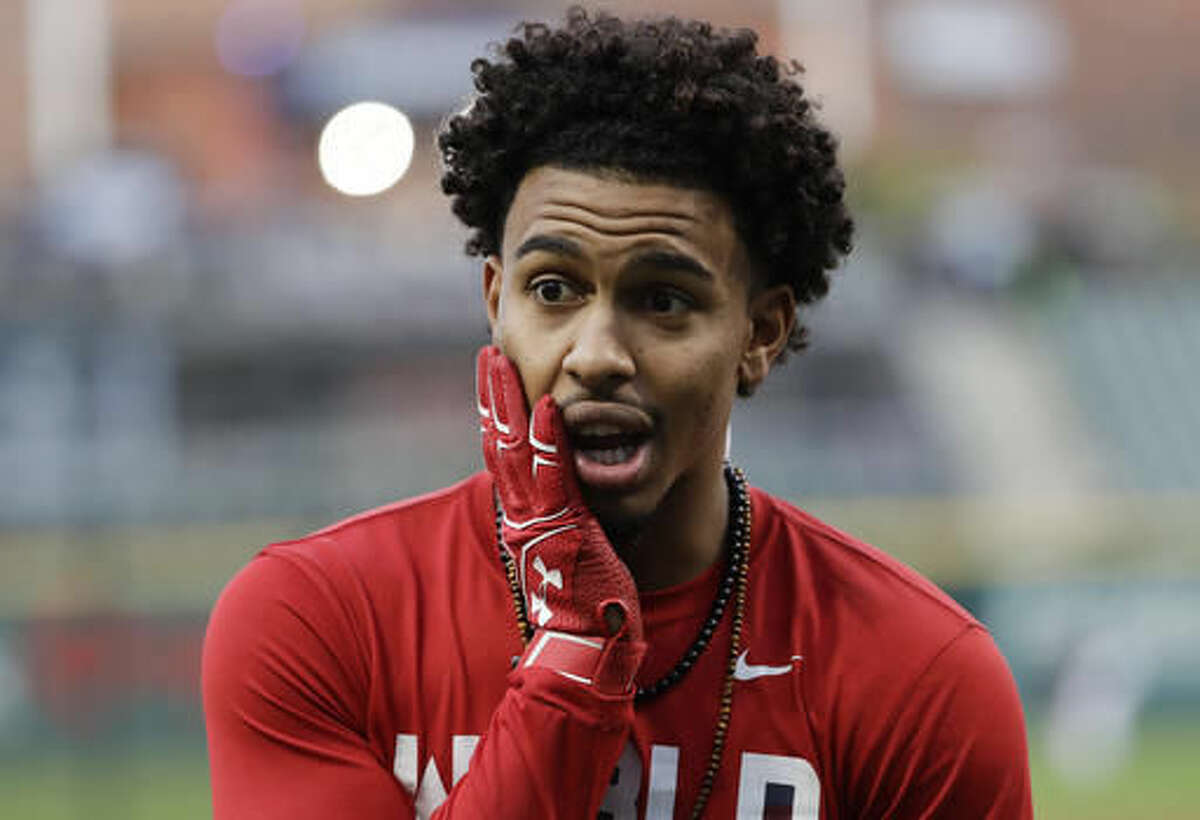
[483,255,503,340]
[738,285,795,397]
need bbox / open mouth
[572,431,649,466]
[562,401,656,490]
[571,434,652,489]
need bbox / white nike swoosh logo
[733,650,802,682]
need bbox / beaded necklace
[496,463,751,819]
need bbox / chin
[585,490,656,546]
[598,516,648,552]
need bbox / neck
[613,460,730,591]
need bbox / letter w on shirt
[393,734,479,818]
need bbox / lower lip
[574,440,651,490]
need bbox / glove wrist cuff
[519,629,645,696]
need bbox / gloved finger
[487,351,528,446]
[475,346,496,430]
[481,422,503,489]
[529,394,580,511]
[488,350,534,506]
[476,347,505,483]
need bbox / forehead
[501,166,748,275]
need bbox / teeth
[574,423,626,437]
[581,444,638,465]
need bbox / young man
[203,9,1033,818]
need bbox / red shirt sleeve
[203,549,632,819]
[433,665,632,817]
[853,625,1034,819]
[203,552,413,818]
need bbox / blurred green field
[1029,719,1197,819]
[2,720,1196,818]
[2,743,211,820]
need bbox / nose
[561,304,635,396]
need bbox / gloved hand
[477,346,645,694]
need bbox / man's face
[485,165,788,527]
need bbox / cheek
[496,310,561,405]
[666,345,738,442]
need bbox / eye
[643,286,692,317]
[528,276,582,305]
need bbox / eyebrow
[628,249,714,282]
[514,235,585,260]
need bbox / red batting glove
[477,346,645,695]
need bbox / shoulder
[282,471,494,563]
[748,487,1007,710]
[748,488,1031,814]
[751,487,978,639]
[203,473,495,683]
[249,472,495,590]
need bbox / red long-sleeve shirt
[203,473,1032,818]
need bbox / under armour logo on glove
[530,556,563,627]
[476,346,646,693]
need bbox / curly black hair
[438,6,854,355]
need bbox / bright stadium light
[318,101,415,197]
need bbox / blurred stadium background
[1,0,1198,816]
